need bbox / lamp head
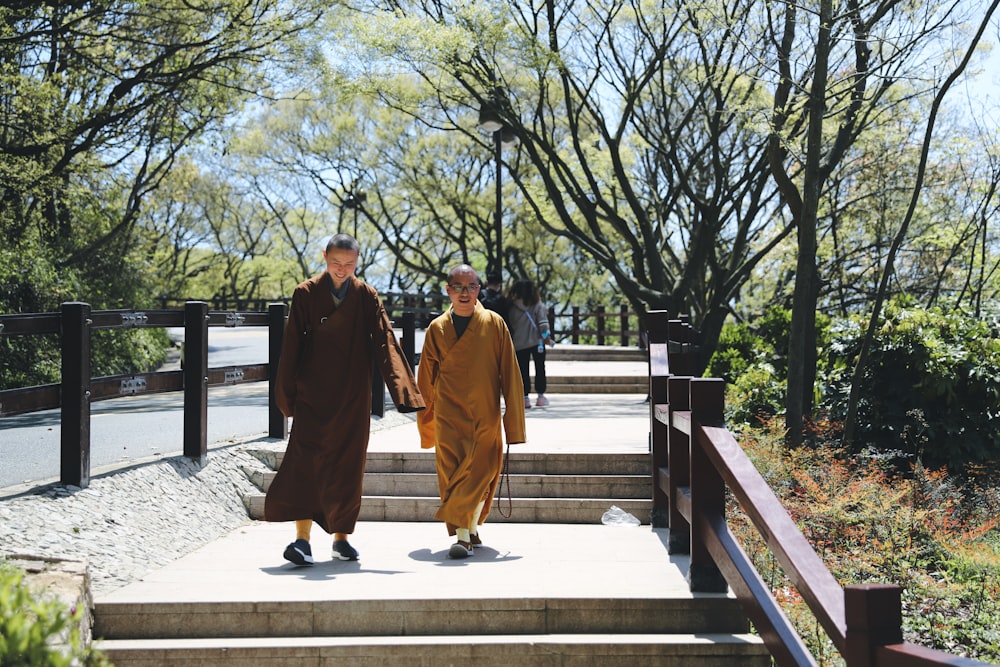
[478,100,503,133]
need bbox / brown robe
[417,302,526,534]
[264,274,424,534]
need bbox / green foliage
[708,306,832,424]
[715,302,1000,470]
[1,241,170,390]
[0,560,111,666]
[0,0,325,386]
[824,303,1000,469]
[732,421,1000,664]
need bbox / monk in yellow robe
[266,233,424,566]
[417,265,526,559]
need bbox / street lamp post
[478,90,516,280]
[341,186,367,238]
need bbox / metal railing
[646,310,993,667]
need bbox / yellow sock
[470,500,485,535]
[295,519,312,542]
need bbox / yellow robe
[417,302,526,533]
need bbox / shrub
[731,419,1000,664]
[824,303,1000,469]
[1,242,169,391]
[0,560,111,666]
[709,306,831,425]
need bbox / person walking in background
[478,271,508,318]
[505,278,555,408]
[265,233,424,566]
[417,264,526,559]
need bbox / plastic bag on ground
[601,505,640,526]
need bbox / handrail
[0,302,292,488]
[646,309,994,667]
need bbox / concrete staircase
[245,450,654,525]
[539,346,649,394]
[94,597,765,666]
[93,445,768,665]
[91,351,767,665]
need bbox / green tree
[765,0,997,444]
[330,0,798,369]
[0,0,325,385]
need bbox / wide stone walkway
[94,391,706,609]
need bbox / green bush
[0,560,110,666]
[708,306,831,424]
[824,303,1000,469]
[1,240,169,391]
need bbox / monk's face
[323,247,358,290]
[446,269,481,317]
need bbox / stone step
[94,596,752,639]
[545,375,648,391]
[250,450,652,476]
[544,378,648,393]
[90,521,770,667]
[246,494,652,524]
[254,470,649,498]
[245,450,653,524]
[96,632,768,666]
[372,472,649,498]
[547,346,647,362]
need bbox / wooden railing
[646,309,992,667]
[0,302,426,489]
[154,293,644,347]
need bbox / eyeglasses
[448,283,480,294]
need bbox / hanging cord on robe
[496,441,513,518]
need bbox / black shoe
[448,541,474,559]
[332,539,359,561]
[283,539,314,566]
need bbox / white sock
[456,528,471,543]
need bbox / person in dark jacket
[478,271,508,318]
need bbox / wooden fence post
[667,375,692,553]
[646,309,670,528]
[268,302,288,440]
[667,318,698,376]
[844,584,904,667]
[596,305,606,346]
[183,301,208,463]
[401,311,416,370]
[619,305,629,346]
[687,377,728,592]
[571,307,581,345]
[60,302,91,488]
[371,361,386,417]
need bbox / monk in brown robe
[265,233,424,565]
[417,265,526,559]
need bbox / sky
[952,7,1000,132]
